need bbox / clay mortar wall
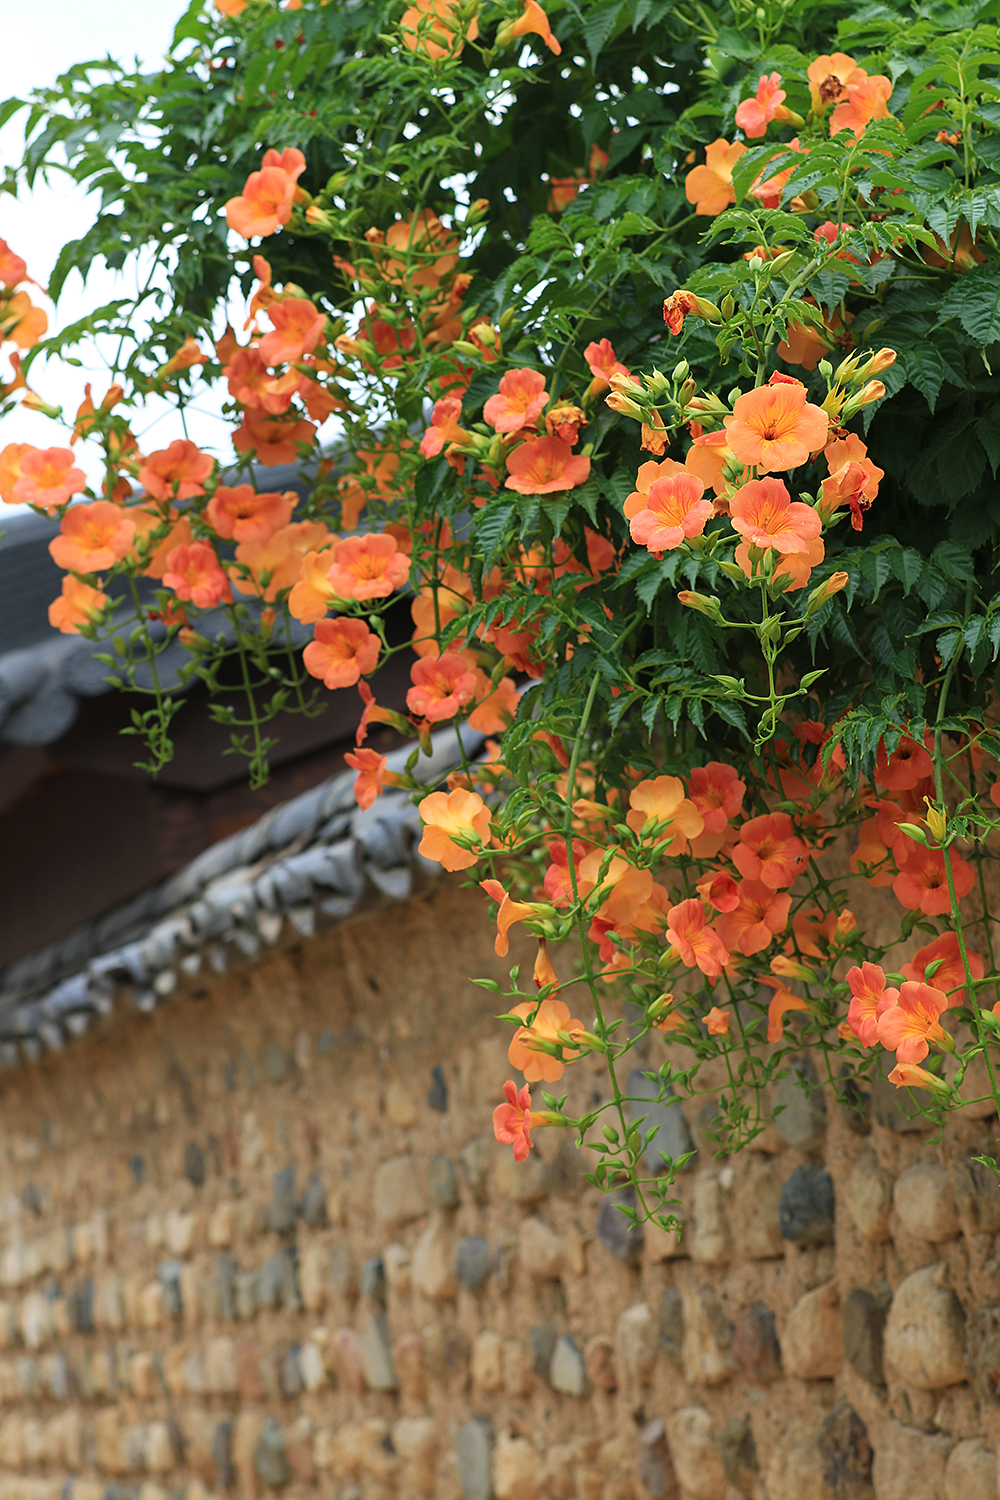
[0,882,997,1499]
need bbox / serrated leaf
[940,263,1000,344]
[475,501,515,569]
[582,1,622,66]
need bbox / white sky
[1,1,230,494]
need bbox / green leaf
[712,699,749,738]
[888,548,924,595]
[976,404,1000,475]
[476,501,515,570]
[582,1,622,67]
[712,26,759,59]
[940,264,1000,344]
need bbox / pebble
[212,1421,234,1490]
[731,1302,782,1385]
[455,1417,495,1500]
[427,1154,460,1209]
[299,1173,328,1227]
[549,1334,587,1396]
[459,1136,490,1204]
[374,1155,428,1225]
[270,1168,297,1234]
[664,1408,726,1500]
[357,1312,397,1391]
[279,1347,302,1399]
[528,1322,556,1377]
[818,1403,873,1500]
[595,1186,643,1262]
[680,1284,735,1387]
[330,1243,357,1298]
[943,1438,997,1500]
[884,1263,967,1390]
[494,1149,549,1203]
[385,1080,418,1126]
[616,1303,657,1388]
[657,1286,684,1363]
[844,1152,895,1243]
[259,1249,300,1312]
[625,1070,694,1172]
[360,1256,387,1306]
[184,1142,206,1187]
[518,1217,563,1279]
[842,1288,886,1386]
[771,1060,827,1151]
[690,1171,732,1264]
[893,1160,959,1242]
[262,1045,288,1084]
[493,1433,538,1500]
[953,1154,1000,1237]
[871,1422,952,1500]
[471,1330,503,1391]
[456,1237,491,1293]
[427,1066,449,1112]
[636,1420,678,1500]
[234,1271,257,1321]
[778,1164,834,1245]
[730,1157,785,1259]
[412,1214,457,1300]
[764,1420,829,1500]
[780,1281,843,1380]
[718,1415,757,1494]
[253,1419,290,1490]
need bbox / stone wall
[0,880,998,1500]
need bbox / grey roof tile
[0,723,484,1059]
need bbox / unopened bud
[805,570,849,615]
[848,379,886,414]
[677,589,724,622]
[748,255,764,272]
[897,821,928,845]
[864,346,897,376]
[498,307,515,331]
[606,392,645,419]
[720,293,735,319]
[645,368,673,398]
[672,359,690,383]
[817,359,833,382]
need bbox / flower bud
[605,392,645,420]
[21,391,62,419]
[677,589,724,622]
[644,368,674,398]
[817,359,833,382]
[767,249,796,274]
[748,255,763,272]
[864,347,897,376]
[720,293,735,319]
[897,821,928,845]
[805,570,849,616]
[672,359,690,383]
[844,380,885,416]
